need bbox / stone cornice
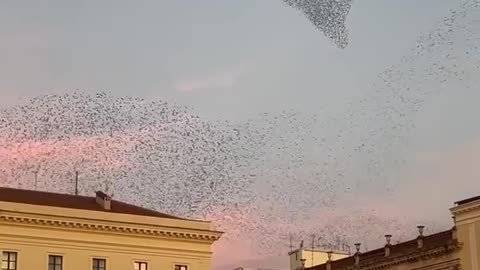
[0,201,211,229]
[0,214,222,242]
[0,235,213,257]
[347,242,462,270]
[450,201,480,215]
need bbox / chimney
[417,225,425,249]
[95,191,112,210]
[326,251,332,270]
[354,243,361,267]
[384,234,392,257]
[300,258,306,270]
[451,225,458,241]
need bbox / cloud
[0,134,137,187]
[401,137,480,206]
[173,71,241,92]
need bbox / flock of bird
[0,0,479,259]
[283,0,352,48]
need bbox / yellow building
[451,195,480,270]
[303,195,480,270]
[0,187,222,270]
[288,248,348,270]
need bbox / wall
[289,249,349,270]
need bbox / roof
[455,195,480,206]
[233,268,288,270]
[288,248,349,256]
[0,187,183,219]
[306,229,458,270]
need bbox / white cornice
[450,200,480,215]
[0,201,211,229]
[0,214,222,242]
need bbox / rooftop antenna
[74,171,79,196]
[311,234,315,267]
[290,234,293,252]
[105,180,110,195]
[34,170,38,191]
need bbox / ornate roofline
[450,201,480,215]
[356,242,462,270]
[0,214,222,242]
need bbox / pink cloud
[0,134,135,186]
[173,71,241,92]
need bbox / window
[175,265,188,270]
[93,258,106,270]
[48,255,63,270]
[1,252,17,270]
[134,262,148,270]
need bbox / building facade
[288,248,349,270]
[304,195,480,270]
[0,187,222,270]
[451,195,480,270]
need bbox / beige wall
[451,200,480,270]
[456,222,480,270]
[0,201,221,270]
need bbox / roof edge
[305,229,455,270]
[288,248,349,255]
[0,186,207,223]
[454,194,480,206]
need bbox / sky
[1,0,480,269]
[0,0,460,119]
